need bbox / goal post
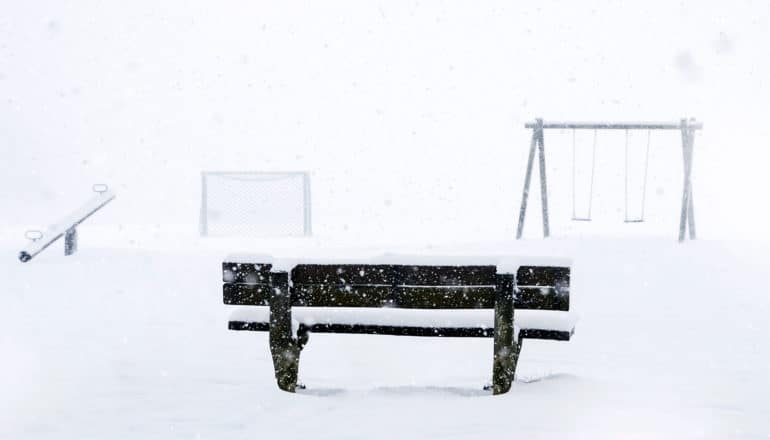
[200,171,311,237]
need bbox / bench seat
[229,307,577,340]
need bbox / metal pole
[303,173,312,236]
[678,119,694,242]
[525,121,703,130]
[624,129,630,222]
[64,228,77,256]
[686,125,697,239]
[571,129,577,220]
[200,172,208,236]
[536,120,550,238]
[516,124,541,239]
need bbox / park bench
[223,255,575,395]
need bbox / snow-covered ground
[2,236,769,439]
[3,1,770,438]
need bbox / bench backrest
[223,262,569,311]
[291,264,497,309]
[515,266,570,311]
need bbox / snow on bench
[228,307,577,340]
[223,255,575,395]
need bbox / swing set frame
[515,118,702,242]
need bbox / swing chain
[624,129,652,223]
[571,129,597,221]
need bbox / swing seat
[571,217,592,222]
[624,219,645,223]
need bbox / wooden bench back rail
[223,263,569,311]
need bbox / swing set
[516,118,701,242]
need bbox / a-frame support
[678,119,697,242]
[516,118,550,239]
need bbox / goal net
[200,172,311,237]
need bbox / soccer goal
[200,171,311,237]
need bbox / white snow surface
[225,252,572,274]
[3,1,770,438]
[2,237,769,439]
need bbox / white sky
[2,1,769,241]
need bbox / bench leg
[493,274,520,395]
[269,272,301,392]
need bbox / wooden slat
[291,285,497,309]
[290,264,498,287]
[228,321,572,341]
[291,264,394,285]
[223,263,568,287]
[225,285,569,310]
[519,328,572,341]
[229,321,493,337]
[516,266,570,287]
[393,287,495,309]
[222,262,272,284]
[397,265,497,286]
[292,285,392,307]
[515,287,569,311]
[223,283,271,306]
